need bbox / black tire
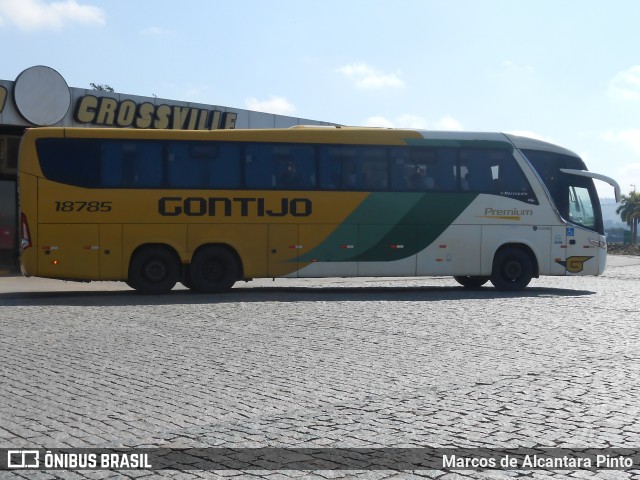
[490,247,534,291]
[453,275,489,288]
[189,246,239,293]
[128,246,180,294]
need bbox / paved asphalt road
[1,255,640,479]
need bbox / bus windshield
[521,149,604,234]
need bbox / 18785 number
[54,201,113,212]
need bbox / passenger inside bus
[409,165,435,190]
[278,161,299,188]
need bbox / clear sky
[1,0,639,198]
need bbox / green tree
[616,191,640,244]
[90,83,115,92]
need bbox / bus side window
[390,147,457,192]
[244,143,273,189]
[390,148,410,190]
[129,142,163,187]
[436,148,457,191]
[274,145,316,189]
[318,146,359,189]
[100,141,162,188]
[275,156,298,188]
[167,142,208,188]
[342,152,360,189]
[318,146,342,189]
[101,142,124,187]
[293,146,316,188]
[37,138,101,187]
[408,148,436,191]
[459,150,498,193]
[457,149,536,202]
[209,143,241,188]
[361,147,388,190]
[498,153,536,202]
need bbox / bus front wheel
[490,247,533,291]
[453,276,489,288]
[189,246,239,293]
[128,246,180,294]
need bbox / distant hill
[600,198,628,229]
[600,198,631,242]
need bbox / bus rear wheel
[128,246,180,294]
[453,276,489,288]
[189,246,239,293]
[490,247,533,291]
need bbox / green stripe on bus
[298,192,478,263]
[353,192,478,261]
[297,192,421,263]
[404,138,513,149]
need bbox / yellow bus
[18,126,620,293]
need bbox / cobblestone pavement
[1,256,640,479]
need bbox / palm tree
[616,191,640,244]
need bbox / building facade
[0,65,334,273]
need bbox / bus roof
[25,125,581,158]
[293,126,580,157]
[502,133,579,157]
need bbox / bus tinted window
[391,147,456,191]
[460,149,536,203]
[362,148,388,189]
[460,150,500,193]
[406,148,436,190]
[166,142,241,189]
[244,143,316,189]
[522,149,586,180]
[318,146,360,189]
[210,143,241,188]
[274,145,316,189]
[38,138,101,187]
[167,142,210,188]
[102,141,163,188]
[39,138,242,189]
[36,138,533,201]
[522,149,586,210]
[244,143,272,188]
[317,146,388,190]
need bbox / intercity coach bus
[18,126,620,293]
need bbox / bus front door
[563,225,600,275]
[549,182,602,276]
